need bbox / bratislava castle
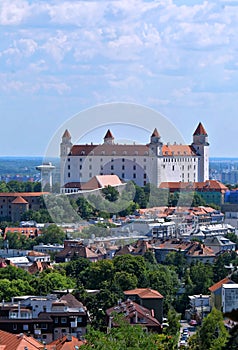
[60,122,209,193]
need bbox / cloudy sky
[1,0,238,157]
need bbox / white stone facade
[60,123,209,191]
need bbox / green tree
[102,185,119,202]
[188,308,229,350]
[81,315,174,350]
[36,224,66,244]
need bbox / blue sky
[1,0,238,157]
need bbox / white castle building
[60,122,209,193]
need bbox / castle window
[68,173,70,178]
[80,158,82,162]
[81,151,85,155]
[133,173,136,179]
[68,165,70,170]
[89,173,92,177]
[144,174,146,179]
[172,166,175,171]
[122,173,125,178]
[133,158,136,162]
[111,158,114,162]
[100,158,103,161]
[100,166,103,170]
[144,181,147,186]
[122,165,125,170]
[80,165,82,170]
[144,158,146,162]
[68,158,70,161]
[89,158,92,162]
[122,158,125,162]
[89,165,92,170]
[133,165,136,170]
[111,165,114,170]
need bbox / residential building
[204,236,236,254]
[0,192,48,221]
[106,299,162,333]
[47,334,85,349]
[209,277,235,310]
[159,180,228,206]
[186,294,211,322]
[0,293,88,344]
[60,122,209,190]
[55,240,99,263]
[0,330,44,350]
[222,284,238,313]
[123,288,164,323]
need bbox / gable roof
[81,175,122,191]
[47,335,85,350]
[193,122,207,136]
[60,293,84,309]
[106,299,161,328]
[0,330,43,350]
[124,288,163,299]
[209,277,235,292]
[11,196,28,204]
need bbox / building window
[54,317,58,323]
[133,173,136,179]
[89,165,92,170]
[61,317,67,324]
[144,181,147,186]
[68,158,70,162]
[122,158,125,162]
[111,165,114,170]
[41,323,48,329]
[23,324,29,331]
[89,173,92,178]
[68,165,70,170]
[13,324,17,331]
[133,165,136,170]
[111,158,114,162]
[80,165,82,170]
[144,174,146,179]
[80,158,82,162]
[89,158,92,162]
[144,158,146,162]
[122,165,125,170]
[122,173,125,178]
[68,173,70,178]
[77,317,82,322]
[172,165,175,171]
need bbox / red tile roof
[11,196,28,204]
[162,144,197,156]
[209,277,234,292]
[47,335,85,350]
[193,122,207,136]
[0,330,43,350]
[0,192,49,197]
[159,180,228,192]
[81,175,122,190]
[106,299,161,329]
[124,288,163,299]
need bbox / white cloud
[0,0,31,25]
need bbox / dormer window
[81,151,85,155]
